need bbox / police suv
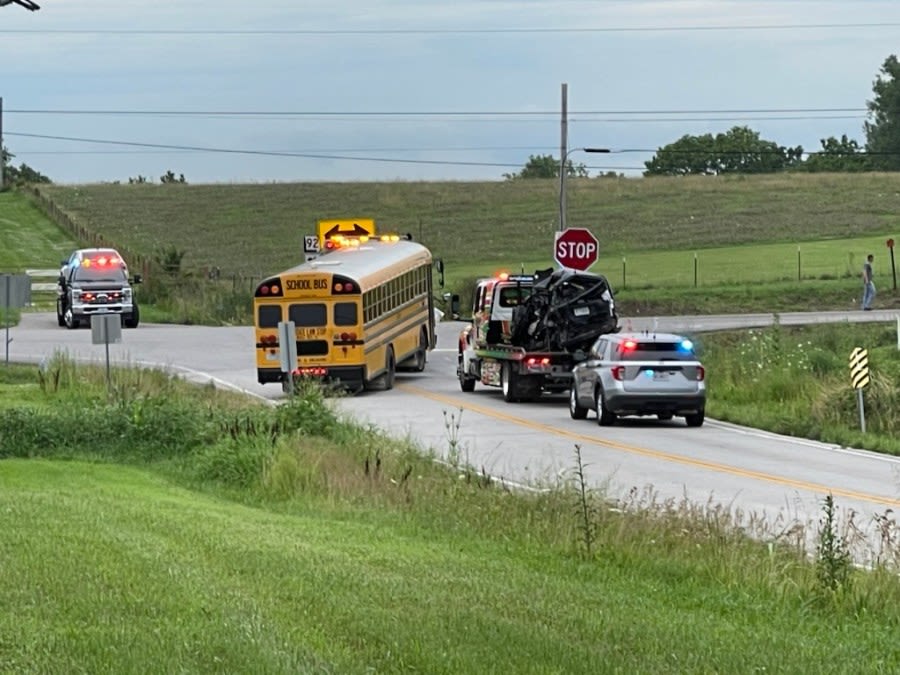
[56,248,142,329]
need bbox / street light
[559,147,610,231]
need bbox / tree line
[505,54,900,179]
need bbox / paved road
[6,309,900,563]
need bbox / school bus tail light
[255,278,283,297]
[258,334,278,350]
[332,275,359,295]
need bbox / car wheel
[458,355,476,392]
[685,409,705,428]
[569,382,588,419]
[56,299,66,327]
[64,307,80,329]
[595,388,616,426]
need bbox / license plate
[652,371,670,381]
[573,307,590,317]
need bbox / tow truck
[456,268,618,402]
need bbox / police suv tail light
[611,365,625,381]
[696,365,705,381]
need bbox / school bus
[254,234,438,392]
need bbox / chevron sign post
[849,347,869,433]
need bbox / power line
[5,131,530,168]
[13,145,563,155]
[9,132,888,166]
[1,22,899,35]
[5,107,867,116]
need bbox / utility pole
[558,83,568,231]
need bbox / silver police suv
[57,248,142,329]
[569,331,706,427]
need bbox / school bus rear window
[289,303,326,327]
[334,302,358,326]
[257,305,281,328]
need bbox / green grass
[2,340,900,671]
[0,191,78,271]
[701,321,900,454]
[5,458,900,674]
[35,172,900,275]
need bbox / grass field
[0,191,78,272]
[35,173,900,286]
[3,358,900,673]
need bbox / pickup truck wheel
[123,304,140,328]
[458,355,476,392]
[569,383,588,419]
[64,307,80,329]
[501,362,519,402]
[595,388,616,426]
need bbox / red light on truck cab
[622,340,637,352]
[83,255,122,268]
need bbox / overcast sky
[1,0,898,184]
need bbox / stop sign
[554,228,599,271]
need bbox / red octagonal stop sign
[554,227,599,271]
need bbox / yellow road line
[398,383,900,509]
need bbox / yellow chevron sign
[849,347,869,389]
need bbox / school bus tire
[399,328,428,372]
[381,346,396,390]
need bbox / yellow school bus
[254,234,438,392]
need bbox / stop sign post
[554,228,599,271]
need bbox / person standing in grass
[862,253,876,310]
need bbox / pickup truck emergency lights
[82,255,122,268]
